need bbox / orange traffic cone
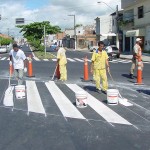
[135,57,143,85]
[83,56,89,82]
[27,55,35,77]
[9,62,13,77]
[56,64,60,79]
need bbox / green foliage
[17,21,61,41]
[17,21,61,52]
[75,24,83,28]
[0,37,13,45]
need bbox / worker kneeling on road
[91,41,110,94]
[9,43,27,85]
[57,47,67,81]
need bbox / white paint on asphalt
[26,81,46,114]
[33,57,40,61]
[67,84,132,125]
[45,81,85,120]
[43,59,49,61]
[67,58,76,62]
[143,62,150,64]
[82,58,91,62]
[1,57,6,60]
[110,60,118,63]
[117,59,131,63]
[74,58,84,62]
[52,59,57,61]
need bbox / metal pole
[116,5,119,49]
[44,25,46,57]
[74,15,77,50]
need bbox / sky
[0,0,121,37]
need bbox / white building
[121,0,150,52]
[95,15,116,45]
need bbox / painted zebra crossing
[0,56,149,64]
[3,80,150,129]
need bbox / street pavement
[0,46,150,149]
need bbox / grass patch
[34,51,56,59]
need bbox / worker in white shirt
[9,43,27,85]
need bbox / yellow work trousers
[95,69,108,91]
[59,65,67,81]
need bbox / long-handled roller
[51,64,58,81]
[3,68,14,107]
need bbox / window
[138,6,144,19]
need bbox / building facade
[121,0,150,52]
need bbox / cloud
[0,0,121,37]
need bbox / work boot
[101,90,107,94]
[96,88,101,92]
[129,74,134,79]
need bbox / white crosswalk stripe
[45,81,85,119]
[33,57,40,61]
[43,59,49,61]
[74,58,84,62]
[1,57,6,60]
[26,80,46,115]
[52,59,57,61]
[67,58,76,62]
[66,84,132,126]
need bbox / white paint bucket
[107,89,119,105]
[15,85,26,99]
[75,91,87,108]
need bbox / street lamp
[68,14,77,49]
[97,1,119,48]
[97,1,115,11]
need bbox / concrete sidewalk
[120,53,150,62]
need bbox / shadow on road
[137,89,150,95]
[83,85,96,92]
[122,74,132,79]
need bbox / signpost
[16,18,25,24]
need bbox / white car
[0,46,7,53]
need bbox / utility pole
[116,5,119,50]
[68,15,77,50]
[44,25,46,57]
[74,15,77,50]
[7,28,9,36]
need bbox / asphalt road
[0,46,150,150]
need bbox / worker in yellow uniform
[91,41,110,94]
[57,47,67,81]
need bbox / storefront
[123,28,145,52]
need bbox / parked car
[50,44,58,51]
[105,45,120,60]
[0,46,7,53]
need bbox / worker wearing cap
[57,47,67,81]
[130,38,143,79]
[91,41,110,94]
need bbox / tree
[17,21,61,42]
[17,21,61,51]
[0,37,13,45]
[75,24,83,28]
